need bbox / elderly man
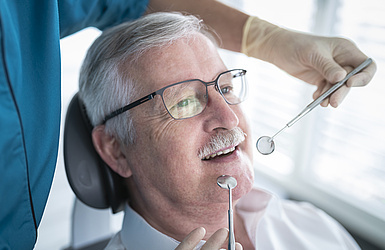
[79,12,362,249]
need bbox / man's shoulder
[239,187,360,249]
[260,198,360,249]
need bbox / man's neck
[125,178,255,248]
[129,197,230,242]
[129,199,255,249]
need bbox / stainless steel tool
[256,58,373,155]
[217,175,237,250]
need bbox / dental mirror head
[256,136,275,155]
[217,175,237,190]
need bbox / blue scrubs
[0,1,148,249]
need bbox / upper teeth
[204,147,236,160]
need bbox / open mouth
[198,127,246,161]
[202,146,237,160]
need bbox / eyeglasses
[102,69,248,124]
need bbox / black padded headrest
[63,93,127,213]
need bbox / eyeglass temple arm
[102,92,156,124]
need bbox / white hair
[79,12,218,145]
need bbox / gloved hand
[175,227,243,250]
[241,16,377,107]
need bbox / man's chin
[232,176,254,201]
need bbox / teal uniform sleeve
[0,0,148,249]
[59,0,149,37]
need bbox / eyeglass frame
[102,69,247,124]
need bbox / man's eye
[177,98,191,108]
[168,96,204,119]
[221,85,233,94]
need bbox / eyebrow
[165,79,201,98]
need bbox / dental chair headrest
[63,93,127,213]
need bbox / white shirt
[105,187,360,250]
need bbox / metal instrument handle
[287,58,372,127]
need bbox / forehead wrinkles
[136,35,218,83]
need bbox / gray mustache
[198,127,246,159]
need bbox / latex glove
[242,16,377,107]
[175,227,243,250]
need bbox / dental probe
[217,175,237,250]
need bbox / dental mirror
[256,136,275,155]
[217,175,237,189]
[217,175,237,250]
[256,58,372,155]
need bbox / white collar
[120,204,181,250]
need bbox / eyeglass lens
[162,69,247,119]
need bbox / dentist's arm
[147,0,248,52]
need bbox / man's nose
[202,87,239,132]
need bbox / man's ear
[92,126,132,178]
